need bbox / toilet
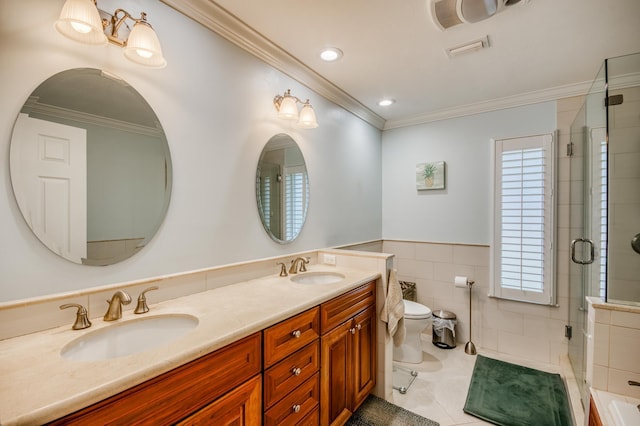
[393,300,432,364]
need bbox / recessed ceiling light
[378,99,395,107]
[320,47,343,62]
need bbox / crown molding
[382,80,595,130]
[23,97,164,138]
[159,1,636,132]
[160,0,386,130]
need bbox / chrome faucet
[289,257,310,274]
[104,290,131,321]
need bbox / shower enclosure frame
[567,52,640,410]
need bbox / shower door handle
[571,238,595,265]
[631,233,640,255]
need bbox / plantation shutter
[284,166,307,240]
[491,133,556,305]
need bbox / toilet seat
[403,300,432,320]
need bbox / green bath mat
[463,355,573,426]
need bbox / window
[590,128,607,299]
[491,133,556,305]
[284,165,308,241]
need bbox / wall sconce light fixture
[273,90,319,129]
[55,0,167,68]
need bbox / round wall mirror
[256,134,309,243]
[9,68,172,266]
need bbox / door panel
[321,321,352,426]
[10,114,87,262]
[351,306,376,410]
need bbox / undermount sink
[290,271,345,285]
[60,314,198,361]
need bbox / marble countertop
[0,266,379,425]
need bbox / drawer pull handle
[292,330,301,338]
[292,367,302,376]
[293,404,301,413]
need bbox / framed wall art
[416,161,445,190]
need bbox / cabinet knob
[350,327,356,334]
[292,330,301,338]
[292,367,302,376]
[356,324,362,331]
[292,404,301,413]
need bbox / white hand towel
[380,269,405,346]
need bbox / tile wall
[382,240,570,364]
[587,298,640,399]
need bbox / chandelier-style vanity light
[55,0,167,68]
[273,90,319,129]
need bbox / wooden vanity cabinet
[588,394,603,426]
[48,333,262,426]
[48,281,377,426]
[320,281,376,426]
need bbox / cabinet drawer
[264,341,320,409]
[298,406,319,425]
[48,333,262,425]
[321,281,375,334]
[264,373,320,426]
[264,307,319,368]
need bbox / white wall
[381,102,557,244]
[0,0,382,302]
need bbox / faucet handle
[134,286,159,314]
[299,257,310,272]
[60,303,92,330]
[277,262,288,277]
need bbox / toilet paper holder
[454,276,476,355]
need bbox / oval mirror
[256,134,309,243]
[9,68,172,266]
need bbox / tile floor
[389,333,585,426]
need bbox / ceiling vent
[445,35,490,57]
[430,0,521,31]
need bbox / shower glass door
[568,62,607,409]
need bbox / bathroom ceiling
[184,0,640,129]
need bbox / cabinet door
[320,320,353,426]
[177,375,261,426]
[351,305,376,410]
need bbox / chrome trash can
[432,310,457,349]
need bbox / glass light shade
[55,0,107,45]
[124,21,167,68]
[277,95,299,120]
[297,103,318,128]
